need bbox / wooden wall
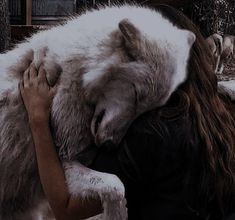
[8,0,196,43]
[9,0,194,25]
[9,0,75,24]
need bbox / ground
[217,58,235,81]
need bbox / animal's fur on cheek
[64,161,128,219]
[89,77,139,146]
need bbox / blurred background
[1,0,235,50]
[1,0,235,77]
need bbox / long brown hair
[150,4,235,213]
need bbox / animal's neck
[50,60,95,162]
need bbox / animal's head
[83,17,195,147]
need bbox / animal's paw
[102,193,127,220]
[92,173,127,220]
[87,173,127,220]
[64,161,125,199]
[81,175,127,220]
[97,173,125,200]
[64,162,128,219]
[79,172,126,205]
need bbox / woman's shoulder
[118,99,205,219]
[119,97,201,184]
[125,90,200,153]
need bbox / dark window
[9,0,114,25]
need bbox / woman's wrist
[29,114,50,130]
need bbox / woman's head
[148,4,235,213]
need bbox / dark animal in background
[218,35,235,74]
[206,33,223,74]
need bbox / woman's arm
[19,64,102,220]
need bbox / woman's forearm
[19,64,102,219]
[30,120,70,219]
[30,120,102,220]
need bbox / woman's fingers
[29,63,37,80]
[19,81,24,94]
[23,63,38,87]
[38,65,48,84]
[21,64,53,96]
[23,68,30,87]
[50,84,58,97]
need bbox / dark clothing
[90,107,204,220]
[90,101,235,220]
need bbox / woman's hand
[20,64,102,220]
[19,64,56,125]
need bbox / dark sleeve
[89,114,204,220]
[90,129,178,220]
[89,128,164,186]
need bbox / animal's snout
[95,133,115,148]
[100,139,116,149]
[91,108,117,147]
[91,109,105,137]
[91,97,135,149]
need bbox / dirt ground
[217,58,235,81]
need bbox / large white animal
[218,35,235,74]
[0,5,195,220]
[206,33,223,74]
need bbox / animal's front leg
[63,161,128,220]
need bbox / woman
[19,5,235,220]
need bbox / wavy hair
[149,4,235,214]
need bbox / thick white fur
[217,35,235,74]
[0,4,196,220]
[0,5,194,95]
[81,6,195,92]
[206,33,223,74]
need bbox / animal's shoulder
[66,5,178,40]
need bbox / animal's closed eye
[94,109,105,135]
[126,51,136,62]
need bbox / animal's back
[0,5,181,75]
[60,5,184,56]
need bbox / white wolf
[0,5,195,220]
[217,35,235,74]
[206,33,223,74]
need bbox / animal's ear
[181,30,196,47]
[119,19,141,46]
